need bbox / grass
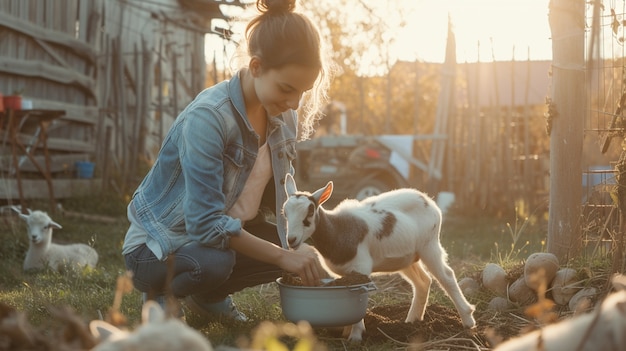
[1,195,607,350]
[441,206,548,270]
[0,194,134,326]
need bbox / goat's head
[90,301,213,351]
[282,173,333,249]
[18,210,62,245]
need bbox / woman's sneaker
[184,295,248,322]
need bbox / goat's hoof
[404,317,423,324]
[462,316,476,329]
[341,326,362,341]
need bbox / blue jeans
[124,219,283,302]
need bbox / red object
[365,148,381,159]
[3,95,22,110]
[0,93,3,112]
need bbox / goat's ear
[89,320,122,341]
[284,173,297,196]
[313,181,333,206]
[18,212,29,221]
[50,220,62,230]
[142,300,165,324]
[613,274,626,291]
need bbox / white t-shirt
[228,142,272,221]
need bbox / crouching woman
[121,0,332,320]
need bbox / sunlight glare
[205,0,553,75]
[396,0,552,63]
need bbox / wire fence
[584,0,626,269]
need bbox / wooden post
[523,54,532,206]
[116,37,128,194]
[158,38,164,144]
[547,0,585,260]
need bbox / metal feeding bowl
[276,276,377,327]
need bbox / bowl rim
[276,276,375,290]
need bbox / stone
[488,296,513,311]
[458,277,480,298]
[508,276,537,305]
[482,263,508,297]
[551,268,580,305]
[569,287,597,312]
[524,252,559,291]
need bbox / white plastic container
[21,99,33,109]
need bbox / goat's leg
[420,243,476,328]
[400,261,432,322]
[340,252,372,342]
[342,319,366,342]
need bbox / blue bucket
[75,161,95,179]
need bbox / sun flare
[205,0,553,75]
[393,0,552,63]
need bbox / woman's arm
[229,229,325,286]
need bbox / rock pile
[460,252,597,313]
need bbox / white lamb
[282,173,475,342]
[90,301,213,351]
[18,208,99,272]
[492,274,626,351]
[493,290,626,351]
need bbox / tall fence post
[547,0,585,260]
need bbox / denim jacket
[129,71,298,260]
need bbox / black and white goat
[282,173,475,341]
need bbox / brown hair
[245,0,333,139]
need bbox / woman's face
[253,63,319,117]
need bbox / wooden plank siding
[0,0,100,203]
[0,0,243,201]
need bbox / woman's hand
[280,243,328,286]
[230,230,328,286]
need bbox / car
[294,134,411,208]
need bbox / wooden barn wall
[99,0,208,190]
[0,0,208,200]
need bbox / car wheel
[351,179,390,200]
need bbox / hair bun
[257,0,296,14]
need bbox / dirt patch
[315,301,533,350]
[366,303,469,343]
[318,302,498,348]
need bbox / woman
[122,0,332,320]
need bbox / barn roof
[172,0,249,34]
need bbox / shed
[0,0,245,209]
